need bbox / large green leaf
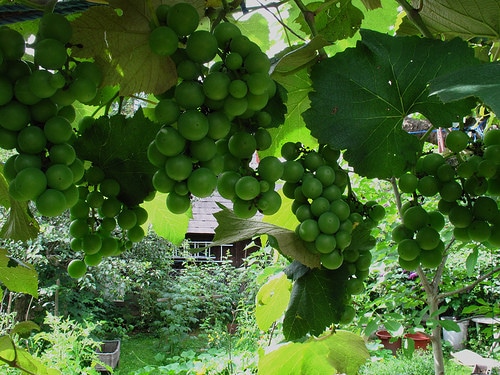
[70,0,185,96]
[255,273,292,331]
[212,205,321,268]
[429,62,500,115]
[400,0,500,41]
[303,29,479,178]
[294,0,364,42]
[0,249,38,297]
[258,330,369,375]
[142,192,190,246]
[283,266,350,340]
[73,109,162,207]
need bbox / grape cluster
[67,164,149,276]
[280,142,385,270]
[147,3,283,216]
[394,128,500,270]
[0,15,102,218]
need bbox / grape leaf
[142,192,190,246]
[294,0,364,42]
[303,29,480,179]
[10,321,40,336]
[236,12,271,54]
[70,0,181,96]
[212,204,321,268]
[258,330,369,375]
[283,266,350,340]
[73,109,162,207]
[399,0,500,40]
[0,249,38,298]
[0,169,39,241]
[359,0,382,10]
[429,62,500,115]
[255,273,292,331]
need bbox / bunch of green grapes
[280,142,385,270]
[394,128,500,270]
[67,165,149,278]
[147,3,283,216]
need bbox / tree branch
[438,265,500,301]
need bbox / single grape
[67,259,87,279]
[38,13,73,44]
[228,131,256,159]
[166,192,191,214]
[149,26,178,56]
[234,175,261,200]
[445,130,469,153]
[398,239,421,261]
[321,250,343,270]
[213,22,242,48]
[298,219,320,242]
[186,30,218,63]
[177,109,209,141]
[187,167,217,198]
[36,188,67,216]
[256,190,281,215]
[165,154,192,181]
[166,2,199,37]
[17,125,47,154]
[34,38,67,70]
[415,226,441,250]
[232,197,257,218]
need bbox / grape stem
[394,0,434,39]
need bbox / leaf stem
[395,0,434,39]
[293,0,328,59]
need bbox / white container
[442,317,469,350]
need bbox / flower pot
[95,339,120,372]
[376,330,402,355]
[404,332,431,350]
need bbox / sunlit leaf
[255,273,292,331]
[0,249,38,297]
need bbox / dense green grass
[113,334,164,374]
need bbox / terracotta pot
[376,330,402,355]
[404,332,431,350]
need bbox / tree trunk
[428,295,445,375]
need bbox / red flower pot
[376,330,402,355]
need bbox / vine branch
[395,0,434,39]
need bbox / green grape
[232,197,257,218]
[318,211,340,234]
[472,196,499,221]
[14,153,42,172]
[166,2,199,37]
[464,175,488,196]
[244,51,271,74]
[213,22,241,49]
[428,210,445,231]
[487,227,500,247]
[69,218,90,238]
[44,116,73,144]
[314,233,337,254]
[335,230,351,250]
[246,92,268,111]
[38,13,73,44]
[421,153,445,175]
[45,164,74,190]
[127,225,145,243]
[86,190,104,208]
[186,30,218,63]
[99,236,119,256]
[70,199,89,219]
[203,72,230,101]
[34,38,67,70]
[445,130,469,153]
[74,61,103,86]
[228,131,256,159]
[322,184,342,202]
[255,111,272,128]
[439,180,463,202]
[320,250,343,270]
[10,167,47,200]
[82,233,102,255]
[99,178,120,197]
[50,72,66,90]
[207,111,231,140]
[0,76,13,106]
[280,141,300,161]
[419,247,443,268]
[310,197,330,217]
[415,226,441,250]
[234,175,260,200]
[177,109,209,141]
[225,52,243,70]
[301,177,323,199]
[223,95,248,117]
[31,99,58,123]
[0,100,30,131]
[229,35,253,57]
[256,190,281,215]
[69,158,85,183]
[488,177,500,195]
[368,204,386,222]
[398,173,418,194]
[149,26,178,56]
[100,197,122,218]
[36,188,67,216]
[453,227,470,242]
[69,77,97,103]
[51,87,75,106]
[315,165,335,186]
[67,259,87,279]
[189,137,217,162]
[298,219,320,242]
[437,198,457,215]
[49,143,77,166]
[330,199,350,221]
[392,223,414,243]
[402,205,430,231]
[398,238,421,261]
[147,141,167,167]
[165,154,192,181]
[477,160,497,178]
[448,205,473,228]
[175,80,205,109]
[417,175,440,197]
[166,191,191,214]
[398,256,420,271]
[295,204,313,222]
[100,217,117,233]
[254,128,272,151]
[117,209,137,230]
[484,145,500,165]
[28,69,57,98]
[155,99,180,125]
[339,305,356,325]
[346,278,365,295]
[187,167,217,198]
[246,72,272,95]
[0,27,25,60]
[155,127,186,156]
[217,171,241,200]
[436,163,455,182]
[176,59,201,80]
[17,126,46,154]
[484,129,500,147]
[84,252,103,267]
[467,220,491,242]
[62,184,79,208]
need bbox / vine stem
[395,0,434,39]
[293,0,328,59]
